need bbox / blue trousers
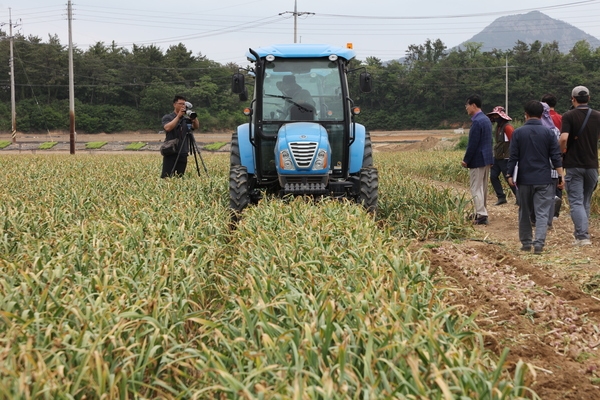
[517,183,554,248]
[565,168,598,240]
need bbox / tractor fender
[236,123,255,174]
[349,123,367,174]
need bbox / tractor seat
[290,103,315,121]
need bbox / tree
[5,33,600,133]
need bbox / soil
[2,129,600,398]
[416,177,600,399]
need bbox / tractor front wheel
[230,132,241,166]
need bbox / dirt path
[420,178,600,399]
[0,130,459,153]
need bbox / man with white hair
[462,94,494,225]
[559,86,600,246]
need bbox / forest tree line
[1,32,600,133]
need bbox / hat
[486,106,511,121]
[279,75,300,91]
[572,86,589,97]
[282,75,297,85]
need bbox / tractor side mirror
[232,73,245,94]
[359,72,373,93]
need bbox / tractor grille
[289,142,318,168]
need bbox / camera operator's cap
[572,85,590,97]
[486,106,511,121]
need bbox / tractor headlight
[279,150,295,170]
[313,149,328,170]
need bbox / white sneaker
[574,239,592,246]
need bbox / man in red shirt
[542,93,562,130]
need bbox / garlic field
[0,153,535,398]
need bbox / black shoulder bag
[160,137,180,156]
[566,108,592,154]
[160,118,184,156]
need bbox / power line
[316,0,599,20]
[75,14,286,46]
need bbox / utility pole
[505,54,509,115]
[279,0,314,43]
[4,9,19,143]
[68,1,75,154]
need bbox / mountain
[456,10,600,53]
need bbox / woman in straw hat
[487,106,517,205]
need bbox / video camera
[184,101,197,120]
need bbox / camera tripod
[171,124,208,177]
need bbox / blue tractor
[230,43,377,215]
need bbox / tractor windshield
[262,59,344,122]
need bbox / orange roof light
[346,43,353,49]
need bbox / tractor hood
[278,122,328,144]
[276,122,330,173]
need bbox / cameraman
[160,95,199,178]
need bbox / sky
[1,0,600,65]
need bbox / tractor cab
[230,44,376,215]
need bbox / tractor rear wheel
[230,165,250,216]
[357,167,378,214]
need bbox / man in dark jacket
[507,101,564,254]
[462,95,494,225]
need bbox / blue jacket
[506,119,562,186]
[463,111,493,168]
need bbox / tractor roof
[246,44,356,62]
